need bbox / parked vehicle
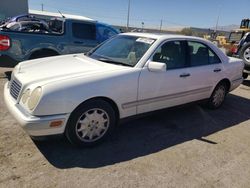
[4,33,244,147]
[228,19,250,45]
[0,14,119,66]
[230,32,250,79]
[211,18,250,55]
[206,18,250,79]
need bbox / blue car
[0,14,119,66]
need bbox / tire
[65,99,117,147]
[207,83,227,109]
[243,72,249,79]
[239,43,250,66]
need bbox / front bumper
[4,82,70,136]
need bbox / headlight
[27,87,42,110]
[21,89,30,104]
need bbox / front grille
[10,79,22,100]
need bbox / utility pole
[126,0,131,32]
[41,3,44,11]
[215,6,221,33]
[215,13,220,33]
[159,19,163,32]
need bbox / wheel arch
[28,48,60,60]
[71,96,120,120]
[216,78,231,92]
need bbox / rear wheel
[207,83,228,109]
[65,99,117,147]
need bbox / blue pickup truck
[0,15,119,66]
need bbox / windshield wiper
[98,58,133,67]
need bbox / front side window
[88,35,155,67]
[72,22,96,40]
[188,41,221,67]
[152,41,186,70]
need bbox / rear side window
[188,41,221,66]
[96,25,118,42]
[72,22,96,40]
[152,41,187,70]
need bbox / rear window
[188,41,221,66]
[229,32,244,43]
[72,22,96,40]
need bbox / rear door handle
[213,68,221,72]
[179,73,190,78]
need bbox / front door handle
[180,73,190,78]
[214,68,221,72]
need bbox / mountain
[211,24,239,31]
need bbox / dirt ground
[0,68,250,188]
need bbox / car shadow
[34,93,250,169]
[242,79,250,87]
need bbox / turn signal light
[50,120,63,128]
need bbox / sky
[29,0,250,30]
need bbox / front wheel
[239,43,250,66]
[207,83,227,109]
[65,99,117,147]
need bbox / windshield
[88,35,155,67]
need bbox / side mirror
[148,61,167,72]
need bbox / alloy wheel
[75,108,110,142]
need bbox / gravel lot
[0,68,250,188]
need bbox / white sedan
[4,33,244,146]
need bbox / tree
[180,28,193,36]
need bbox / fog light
[50,120,63,127]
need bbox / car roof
[29,10,94,22]
[121,32,205,41]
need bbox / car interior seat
[191,47,209,66]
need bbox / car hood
[13,54,129,86]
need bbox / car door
[185,41,224,100]
[137,40,192,114]
[71,21,99,53]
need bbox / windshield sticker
[136,38,154,44]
